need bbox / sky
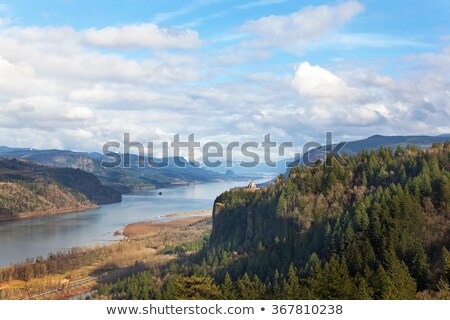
[0,0,449,157]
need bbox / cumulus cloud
[291,62,360,103]
[239,1,364,50]
[290,62,386,127]
[287,60,450,136]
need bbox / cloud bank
[0,1,448,156]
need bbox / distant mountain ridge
[205,134,450,177]
[1,135,448,188]
[289,134,450,168]
[0,147,242,192]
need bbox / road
[23,276,100,300]
[22,263,146,300]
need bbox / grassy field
[0,215,212,300]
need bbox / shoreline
[163,208,211,218]
[0,208,213,268]
[0,209,213,300]
[123,209,212,238]
[120,177,258,195]
[0,177,260,223]
[0,204,99,223]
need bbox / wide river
[0,179,269,267]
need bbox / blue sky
[3,1,448,64]
[0,1,449,154]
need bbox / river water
[0,179,268,267]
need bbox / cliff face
[210,188,275,251]
[210,187,295,251]
[212,201,224,231]
[0,158,121,220]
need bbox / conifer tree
[221,273,237,300]
[284,264,301,299]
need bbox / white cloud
[3,26,79,44]
[291,62,360,103]
[287,60,450,135]
[406,46,450,72]
[2,23,202,51]
[82,23,202,50]
[290,62,387,127]
[0,22,207,150]
[326,33,429,49]
[0,3,448,153]
[239,1,364,50]
[0,55,36,95]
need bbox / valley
[0,138,449,300]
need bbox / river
[0,179,269,267]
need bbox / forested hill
[0,158,121,220]
[208,142,450,299]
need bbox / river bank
[0,204,99,223]
[122,209,212,237]
[0,179,270,268]
[0,212,212,300]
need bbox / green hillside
[0,158,121,220]
[98,141,450,300]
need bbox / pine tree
[420,160,432,197]
[399,164,407,183]
[284,264,301,299]
[437,278,450,299]
[252,275,266,299]
[384,251,417,299]
[174,276,221,300]
[362,172,368,187]
[318,255,354,299]
[354,273,373,299]
[221,273,236,300]
[237,273,254,299]
[257,241,264,253]
[442,247,450,283]
[272,269,282,299]
[304,252,321,277]
[354,201,369,231]
[373,265,396,299]
[410,242,429,291]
